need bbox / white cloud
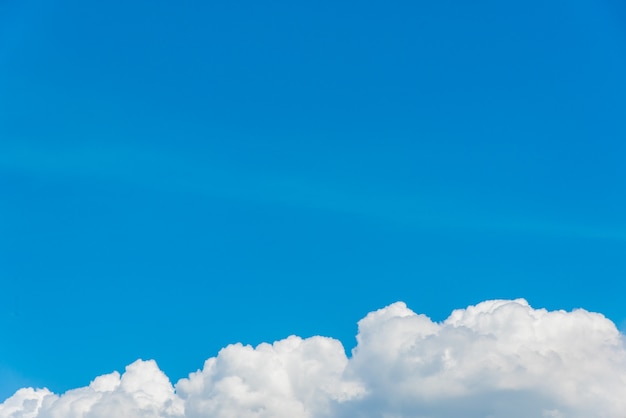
[339,299,626,418]
[2,299,625,418]
[0,361,182,418]
[177,335,364,418]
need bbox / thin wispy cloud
[2,299,625,418]
[1,144,623,243]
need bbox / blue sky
[1,0,625,403]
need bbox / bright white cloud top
[2,299,625,418]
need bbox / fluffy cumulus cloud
[2,299,625,418]
[0,360,183,418]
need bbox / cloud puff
[177,335,364,418]
[2,299,625,418]
[340,299,626,418]
[0,360,182,418]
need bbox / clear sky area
[1,0,625,414]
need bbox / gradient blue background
[1,0,625,401]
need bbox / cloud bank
[2,299,625,418]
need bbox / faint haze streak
[1,144,624,242]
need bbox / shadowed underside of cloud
[2,299,625,418]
